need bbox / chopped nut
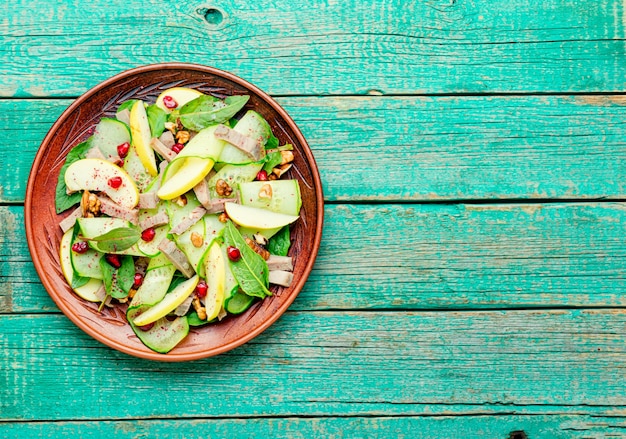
[175,130,190,144]
[245,237,270,260]
[193,297,207,320]
[272,163,293,178]
[173,194,188,207]
[268,173,278,181]
[218,212,229,223]
[164,121,177,133]
[81,190,101,217]
[128,288,138,299]
[176,118,184,131]
[215,179,233,197]
[258,183,273,199]
[191,232,203,248]
[280,150,295,165]
[253,233,268,246]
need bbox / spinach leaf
[117,99,137,114]
[265,132,279,150]
[100,255,135,299]
[146,104,167,138]
[55,140,93,213]
[69,225,92,288]
[223,222,271,298]
[262,151,283,173]
[267,226,291,256]
[179,95,250,131]
[86,227,140,252]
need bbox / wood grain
[2,0,626,96]
[3,415,626,438]
[3,202,624,313]
[3,309,626,420]
[3,95,626,203]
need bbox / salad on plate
[55,87,302,354]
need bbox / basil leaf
[262,151,283,173]
[99,255,135,299]
[265,133,279,150]
[87,227,140,252]
[223,222,271,298]
[267,226,291,256]
[117,99,137,114]
[55,140,93,213]
[146,104,167,138]
[71,273,90,289]
[179,95,250,131]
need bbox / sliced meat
[193,178,212,209]
[170,206,207,235]
[268,270,294,287]
[59,206,83,233]
[267,255,293,272]
[214,124,264,161]
[157,238,195,278]
[138,192,159,209]
[159,130,175,148]
[139,210,169,231]
[116,108,131,125]
[205,197,237,214]
[85,146,107,161]
[151,137,176,162]
[98,196,140,225]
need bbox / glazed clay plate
[25,63,323,361]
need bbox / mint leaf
[55,140,93,213]
[179,95,249,131]
[262,151,283,173]
[146,104,167,138]
[265,133,279,150]
[100,255,135,299]
[86,227,140,252]
[223,222,271,298]
[267,226,291,256]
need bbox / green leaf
[86,227,140,252]
[187,311,211,327]
[55,140,93,214]
[99,255,135,299]
[179,95,250,131]
[117,99,137,114]
[265,133,279,150]
[71,273,90,289]
[223,221,271,298]
[262,151,283,173]
[146,104,167,138]
[267,226,291,256]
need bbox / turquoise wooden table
[2,1,626,437]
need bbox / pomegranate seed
[137,322,155,331]
[105,254,121,268]
[162,95,178,109]
[171,143,185,154]
[141,227,156,242]
[133,273,144,289]
[195,280,208,298]
[256,170,269,181]
[117,142,130,158]
[116,159,125,167]
[227,246,241,262]
[108,176,123,189]
[71,241,89,254]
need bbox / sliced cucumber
[91,118,131,162]
[137,224,169,257]
[77,217,144,256]
[221,243,238,302]
[207,162,262,199]
[174,214,225,278]
[127,305,189,354]
[219,111,271,164]
[239,179,302,216]
[123,144,154,192]
[174,125,225,162]
[166,192,202,231]
[225,290,255,314]
[59,228,104,302]
[131,259,177,307]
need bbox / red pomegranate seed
[256,170,269,181]
[133,273,144,289]
[171,143,185,154]
[117,142,130,158]
[162,95,178,109]
[105,254,121,268]
[195,280,208,298]
[108,176,123,189]
[141,227,156,242]
[227,246,241,262]
[71,241,89,254]
[137,322,155,331]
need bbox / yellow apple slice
[224,202,299,230]
[132,275,200,327]
[129,100,158,176]
[155,87,203,113]
[59,228,105,302]
[64,158,139,208]
[156,157,214,200]
[203,241,226,321]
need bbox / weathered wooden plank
[2,202,625,313]
[2,0,626,96]
[3,309,626,420]
[3,95,626,203]
[2,415,625,438]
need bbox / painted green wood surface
[3,415,626,439]
[3,309,626,420]
[2,95,626,203]
[2,0,626,96]
[2,202,624,313]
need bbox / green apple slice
[203,241,226,321]
[155,87,203,113]
[129,100,158,176]
[132,275,200,327]
[224,202,299,230]
[64,158,139,208]
[59,228,104,302]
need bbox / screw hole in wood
[197,6,224,26]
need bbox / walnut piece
[218,212,229,223]
[193,297,207,320]
[175,130,190,144]
[215,179,233,197]
[190,232,203,248]
[245,237,270,260]
[81,190,101,218]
